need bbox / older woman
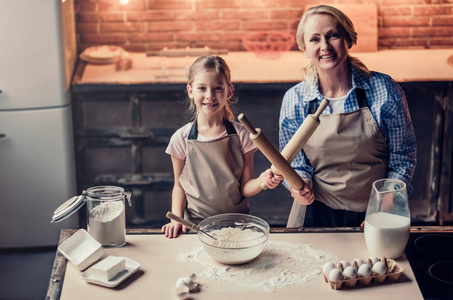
[280,5,416,227]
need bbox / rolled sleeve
[383,82,417,193]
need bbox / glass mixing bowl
[198,213,270,265]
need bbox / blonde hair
[186,55,236,122]
[296,5,370,84]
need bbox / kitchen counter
[75,49,453,85]
[46,226,453,300]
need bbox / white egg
[372,261,388,275]
[175,285,189,299]
[339,260,351,268]
[175,278,186,289]
[322,262,336,275]
[328,269,343,282]
[175,273,197,291]
[358,264,372,277]
[182,273,197,290]
[343,266,358,280]
[353,258,365,268]
[369,257,380,266]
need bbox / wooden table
[45,226,452,299]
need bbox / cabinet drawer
[73,91,187,135]
[79,146,133,181]
[73,92,132,131]
[140,95,187,128]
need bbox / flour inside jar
[88,201,125,246]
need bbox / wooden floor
[0,247,56,300]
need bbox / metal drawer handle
[118,178,153,185]
[118,131,152,139]
[0,134,6,138]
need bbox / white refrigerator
[0,0,79,248]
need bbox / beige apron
[303,88,388,212]
[179,119,248,224]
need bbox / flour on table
[177,241,337,293]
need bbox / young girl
[162,55,282,238]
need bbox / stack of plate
[79,45,125,64]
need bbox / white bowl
[198,213,269,265]
[58,229,104,270]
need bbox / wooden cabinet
[72,61,453,227]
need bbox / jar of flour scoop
[51,186,132,247]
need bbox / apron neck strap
[308,88,368,114]
[355,88,368,108]
[188,118,237,140]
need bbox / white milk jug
[364,179,411,259]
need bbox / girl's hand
[261,169,283,189]
[290,180,315,205]
[161,221,187,239]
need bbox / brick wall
[75,0,453,52]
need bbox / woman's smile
[320,53,336,60]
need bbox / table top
[46,226,453,299]
[74,49,453,86]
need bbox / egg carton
[322,258,403,290]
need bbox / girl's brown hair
[186,55,236,122]
[296,5,370,84]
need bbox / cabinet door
[439,87,453,224]
[72,89,184,226]
[402,84,445,223]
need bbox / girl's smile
[202,102,219,108]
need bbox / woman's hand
[261,169,283,189]
[290,180,315,205]
[161,221,187,239]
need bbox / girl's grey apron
[289,88,388,227]
[179,119,249,224]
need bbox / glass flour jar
[51,186,132,247]
[86,186,131,247]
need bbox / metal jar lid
[51,193,86,224]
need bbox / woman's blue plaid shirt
[279,65,417,193]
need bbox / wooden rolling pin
[261,98,329,190]
[284,99,329,228]
[240,99,329,228]
[238,114,305,191]
[240,113,305,228]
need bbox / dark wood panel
[71,80,452,227]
